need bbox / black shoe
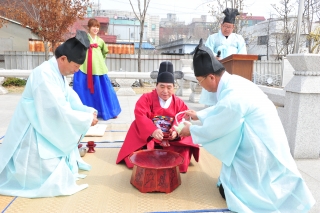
[219,184,226,200]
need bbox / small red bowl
[87,141,95,146]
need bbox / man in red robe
[116,61,200,173]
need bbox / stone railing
[0,70,185,96]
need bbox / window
[306,39,310,48]
[179,49,183,53]
[245,38,249,45]
[257,36,268,45]
[152,24,156,31]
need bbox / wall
[0,21,39,54]
[106,54,192,72]
[4,51,53,70]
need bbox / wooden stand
[129,149,184,193]
[220,54,258,81]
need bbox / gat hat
[192,39,225,77]
[157,61,175,84]
[55,30,90,64]
[222,8,240,24]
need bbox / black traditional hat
[222,8,240,24]
[55,30,90,64]
[192,39,225,77]
[157,61,175,84]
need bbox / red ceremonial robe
[116,90,200,173]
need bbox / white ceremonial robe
[200,30,247,106]
[205,30,247,59]
[190,72,315,213]
[0,57,96,198]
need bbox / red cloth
[116,90,200,173]
[87,43,98,94]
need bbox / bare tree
[303,0,320,52]
[0,0,90,60]
[271,0,296,55]
[129,0,151,79]
[207,0,246,34]
[308,25,320,53]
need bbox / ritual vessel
[129,149,184,193]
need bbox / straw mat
[81,131,127,143]
[81,123,129,143]
[1,148,227,213]
[0,196,15,212]
[105,123,130,131]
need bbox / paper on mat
[85,124,107,137]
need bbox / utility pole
[293,0,305,53]
[97,0,100,16]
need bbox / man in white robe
[0,30,99,198]
[200,8,247,106]
[179,39,315,213]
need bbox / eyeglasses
[197,76,208,85]
[222,24,234,29]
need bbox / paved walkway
[0,92,319,212]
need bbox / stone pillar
[0,77,8,95]
[175,78,184,96]
[176,59,193,97]
[115,79,136,96]
[283,54,320,158]
[189,82,202,103]
[281,57,295,87]
[0,86,8,95]
[183,74,202,103]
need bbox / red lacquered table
[129,149,184,193]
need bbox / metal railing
[2,52,193,73]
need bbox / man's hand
[169,129,178,140]
[152,129,163,141]
[184,110,199,121]
[179,121,192,137]
[91,112,98,126]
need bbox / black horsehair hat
[157,61,175,84]
[223,8,240,24]
[192,39,225,77]
[55,30,90,64]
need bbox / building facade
[242,16,309,60]
[89,9,160,46]
[0,18,40,54]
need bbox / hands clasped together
[151,129,178,147]
[151,110,199,146]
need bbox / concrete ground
[0,92,318,212]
